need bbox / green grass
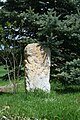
[0,79,80,120]
[0,65,80,120]
[0,65,9,86]
[0,79,9,86]
[0,65,7,77]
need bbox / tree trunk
[5,59,11,84]
[17,54,22,79]
[12,52,17,93]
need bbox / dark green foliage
[3,0,78,15]
[53,59,80,85]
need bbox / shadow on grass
[54,86,80,94]
[0,91,14,95]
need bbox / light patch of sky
[0,0,6,9]
[0,45,4,50]
[0,0,7,2]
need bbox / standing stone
[24,43,51,92]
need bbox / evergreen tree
[0,0,80,85]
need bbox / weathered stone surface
[24,43,51,92]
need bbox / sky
[0,0,6,2]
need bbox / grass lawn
[0,65,7,78]
[0,65,80,120]
[0,79,80,120]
